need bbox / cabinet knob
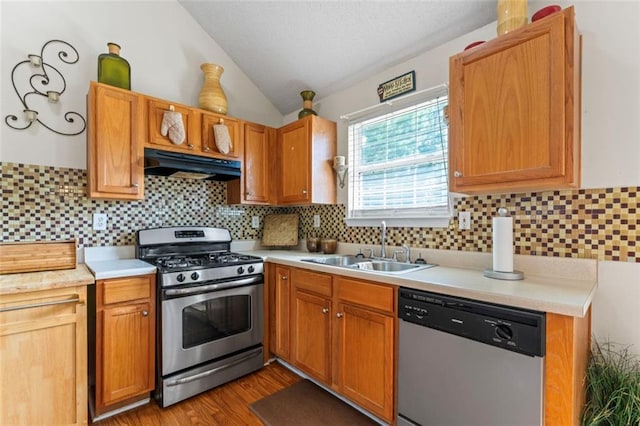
[302,189,308,195]
[132,183,139,188]
[187,144,194,149]
[204,146,211,152]
[322,307,329,314]
[142,310,149,317]
[280,275,288,280]
[336,312,344,318]
[454,171,462,178]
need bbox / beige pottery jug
[198,63,228,114]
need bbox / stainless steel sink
[301,256,436,275]
[302,255,363,267]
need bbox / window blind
[347,86,449,221]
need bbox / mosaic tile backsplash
[2,162,638,262]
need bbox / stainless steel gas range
[137,226,264,407]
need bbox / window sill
[345,217,451,228]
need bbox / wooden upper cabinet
[145,97,201,153]
[201,111,243,159]
[449,6,581,194]
[227,122,275,204]
[277,115,336,205]
[87,82,144,200]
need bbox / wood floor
[94,362,301,425]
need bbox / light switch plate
[313,215,321,228]
[93,213,107,231]
[458,211,471,230]
[251,216,260,229]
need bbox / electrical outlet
[313,215,321,228]
[93,213,107,231]
[458,211,471,230]
[251,216,260,229]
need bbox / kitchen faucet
[380,220,387,259]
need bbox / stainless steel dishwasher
[397,287,545,426]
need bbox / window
[346,85,450,226]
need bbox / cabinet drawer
[292,268,332,297]
[101,275,152,305]
[335,277,395,314]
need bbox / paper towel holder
[483,207,524,280]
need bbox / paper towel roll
[492,215,514,272]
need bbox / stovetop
[154,252,262,272]
[136,227,264,287]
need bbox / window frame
[344,84,452,228]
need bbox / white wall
[0,0,283,169]
[285,0,640,351]
[289,0,640,194]
[592,262,640,354]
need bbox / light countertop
[84,246,156,280]
[0,264,95,295]
[245,249,597,318]
[85,259,156,280]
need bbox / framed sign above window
[377,71,416,102]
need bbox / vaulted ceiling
[179,1,496,115]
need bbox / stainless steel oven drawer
[159,346,263,407]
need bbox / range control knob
[176,273,186,283]
[495,324,513,340]
[191,272,200,281]
[248,265,255,273]
[237,266,245,274]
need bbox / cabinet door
[272,265,291,360]
[278,118,311,204]
[449,7,579,193]
[87,82,144,200]
[0,287,87,425]
[228,122,274,204]
[335,302,394,422]
[146,98,200,152]
[99,302,153,406]
[201,112,243,159]
[291,289,331,383]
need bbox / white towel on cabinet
[213,124,232,154]
[160,111,186,145]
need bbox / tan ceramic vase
[497,0,527,35]
[198,63,228,114]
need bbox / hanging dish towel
[160,111,186,145]
[213,123,232,154]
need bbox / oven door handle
[164,276,262,296]
[165,348,263,387]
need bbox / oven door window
[182,294,251,349]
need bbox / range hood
[144,148,241,181]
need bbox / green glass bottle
[98,42,131,90]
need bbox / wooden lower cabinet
[282,266,397,423]
[0,286,88,425]
[271,265,291,360]
[545,308,591,426]
[292,289,332,383]
[94,274,156,416]
[335,302,395,421]
[271,263,591,425]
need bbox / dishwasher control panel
[399,288,545,357]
